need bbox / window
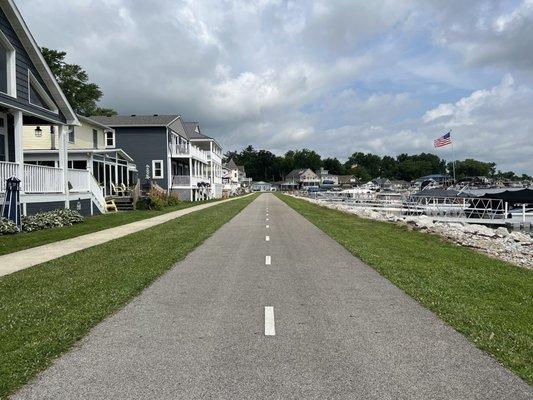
[28,71,58,112]
[92,129,98,148]
[68,127,75,143]
[105,130,115,148]
[152,160,163,179]
[0,30,15,97]
[0,115,6,161]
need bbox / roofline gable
[2,0,80,125]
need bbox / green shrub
[0,217,19,235]
[138,189,182,210]
[166,193,181,206]
[21,209,84,232]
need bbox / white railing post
[13,110,23,191]
[58,125,69,208]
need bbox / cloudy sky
[18,0,533,174]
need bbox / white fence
[89,174,106,213]
[0,161,18,192]
[306,191,508,223]
[24,164,63,193]
[67,169,90,192]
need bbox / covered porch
[0,109,104,214]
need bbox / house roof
[1,0,79,125]
[78,114,114,132]
[90,114,180,127]
[226,158,239,170]
[337,175,358,184]
[183,122,209,139]
[183,121,223,149]
[285,168,318,180]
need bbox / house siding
[113,126,169,189]
[0,6,66,123]
[22,120,107,150]
[25,198,95,216]
[170,188,191,201]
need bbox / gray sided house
[91,115,211,201]
[0,1,104,215]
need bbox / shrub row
[0,209,84,235]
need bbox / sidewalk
[0,195,251,278]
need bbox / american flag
[434,131,452,148]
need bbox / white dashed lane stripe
[264,306,275,336]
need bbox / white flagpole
[450,130,456,182]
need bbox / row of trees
[224,146,531,183]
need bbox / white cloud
[15,0,533,174]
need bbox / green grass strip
[278,193,533,384]
[0,194,257,399]
[0,199,223,256]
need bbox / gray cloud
[17,0,533,174]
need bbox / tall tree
[450,159,496,179]
[322,157,345,175]
[41,48,117,117]
[293,148,322,172]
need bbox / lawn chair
[111,182,125,197]
[120,183,131,196]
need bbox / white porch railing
[68,169,90,192]
[89,174,106,213]
[172,175,209,187]
[24,164,63,193]
[170,142,209,163]
[0,161,18,192]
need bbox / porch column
[115,156,118,186]
[13,110,23,186]
[58,125,69,208]
[189,157,192,184]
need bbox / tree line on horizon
[224,145,532,183]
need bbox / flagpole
[450,130,456,182]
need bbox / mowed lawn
[0,199,220,256]
[0,194,257,399]
[278,194,533,384]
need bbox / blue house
[91,115,218,201]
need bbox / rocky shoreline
[296,195,533,269]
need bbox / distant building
[284,168,320,189]
[222,158,251,195]
[251,181,273,192]
[337,175,359,188]
[318,167,339,188]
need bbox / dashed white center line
[265,255,271,265]
[266,225,269,229]
[266,218,269,221]
[264,306,276,336]
[265,235,270,241]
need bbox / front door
[0,113,7,161]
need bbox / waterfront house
[91,114,210,201]
[23,115,137,198]
[318,167,339,188]
[284,168,320,189]
[222,158,241,195]
[337,175,359,188]
[0,0,107,216]
[182,121,223,198]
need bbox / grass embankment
[278,193,533,384]
[0,198,223,256]
[0,194,257,399]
